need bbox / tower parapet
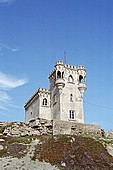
[65,64,76,70]
[77,65,86,81]
[55,61,64,66]
[38,88,50,94]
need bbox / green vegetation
[6,136,32,144]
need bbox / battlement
[55,61,64,66]
[55,61,77,72]
[64,64,76,70]
[77,65,86,71]
[49,62,86,79]
[38,88,50,94]
[24,88,50,109]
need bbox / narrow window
[70,94,73,102]
[68,75,74,83]
[57,71,61,78]
[62,72,64,78]
[69,110,75,120]
[79,75,84,83]
[43,98,47,106]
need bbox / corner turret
[77,66,87,98]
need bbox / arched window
[79,75,84,83]
[68,75,74,83]
[43,98,47,106]
[57,71,61,78]
[70,94,73,102]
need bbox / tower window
[43,98,47,106]
[70,94,73,102]
[57,71,61,78]
[62,72,64,78]
[68,75,74,83]
[69,110,75,120]
[79,75,84,83]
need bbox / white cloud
[0,71,28,111]
[0,91,11,102]
[0,72,28,90]
[0,0,15,4]
[0,43,19,53]
[0,105,9,111]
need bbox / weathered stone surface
[0,144,4,150]
[106,144,113,156]
[0,119,105,137]
[0,119,52,137]
[53,119,102,137]
[106,130,113,139]
[0,139,5,142]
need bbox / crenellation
[38,88,50,94]
[55,61,64,66]
[77,65,86,71]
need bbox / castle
[24,61,87,123]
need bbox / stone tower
[25,61,86,123]
[49,61,86,123]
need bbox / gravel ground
[0,139,59,170]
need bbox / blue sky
[0,0,113,132]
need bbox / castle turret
[55,61,65,93]
[49,61,87,123]
[77,66,87,98]
[49,61,66,119]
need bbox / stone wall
[0,119,103,137]
[53,119,103,137]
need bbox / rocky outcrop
[106,130,113,139]
[0,119,52,137]
[0,119,105,137]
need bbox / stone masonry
[0,119,103,138]
[24,61,87,124]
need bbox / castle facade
[24,61,87,123]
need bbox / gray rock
[0,144,4,150]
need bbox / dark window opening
[79,75,84,83]
[57,71,61,78]
[70,94,73,102]
[69,110,75,120]
[43,98,47,106]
